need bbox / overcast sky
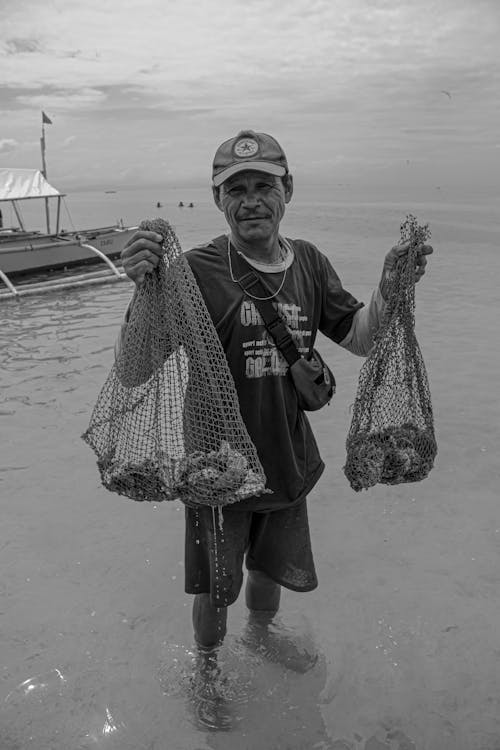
[1,0,498,191]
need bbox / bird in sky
[441,90,452,99]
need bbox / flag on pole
[42,111,52,125]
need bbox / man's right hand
[121,230,164,287]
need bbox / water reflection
[156,626,342,747]
[241,611,319,674]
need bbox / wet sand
[1,228,499,749]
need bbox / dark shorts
[184,501,318,608]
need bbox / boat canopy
[0,169,64,202]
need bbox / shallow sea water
[1,189,500,749]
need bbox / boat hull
[0,226,137,277]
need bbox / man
[119,130,433,653]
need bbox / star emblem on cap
[234,138,259,158]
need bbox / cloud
[1,0,498,123]
[401,128,461,136]
[0,138,19,153]
[16,87,107,110]
[4,37,42,54]
[1,0,498,188]
[60,49,83,59]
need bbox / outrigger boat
[0,168,136,299]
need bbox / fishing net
[344,215,437,492]
[82,218,268,507]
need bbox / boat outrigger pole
[40,111,52,234]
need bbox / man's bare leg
[190,594,232,731]
[192,593,228,648]
[245,569,281,617]
[244,570,317,672]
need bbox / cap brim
[213,161,286,187]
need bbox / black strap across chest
[228,244,302,367]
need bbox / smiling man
[119,129,433,658]
[211,131,293,260]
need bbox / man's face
[213,171,293,245]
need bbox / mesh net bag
[82,218,269,507]
[344,215,437,492]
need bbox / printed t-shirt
[184,234,364,512]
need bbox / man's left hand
[379,240,434,299]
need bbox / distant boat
[188,202,194,208]
[178,201,184,207]
[0,168,137,297]
[156,201,162,208]
[105,190,117,194]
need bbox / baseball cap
[212,130,289,187]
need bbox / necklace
[239,243,285,266]
[227,236,288,301]
[237,247,288,274]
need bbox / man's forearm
[338,287,387,356]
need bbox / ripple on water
[157,638,262,732]
[0,667,151,750]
